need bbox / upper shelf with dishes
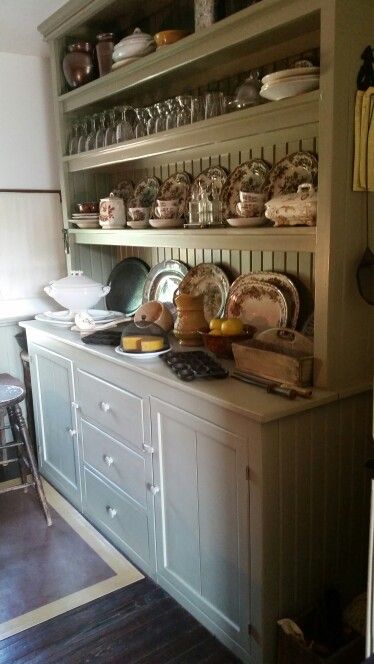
[49,0,321,114]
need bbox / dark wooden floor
[0,578,240,663]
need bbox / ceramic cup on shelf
[239,190,266,205]
[128,206,150,222]
[154,204,179,219]
[236,201,264,217]
[99,193,126,226]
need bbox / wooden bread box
[232,332,314,388]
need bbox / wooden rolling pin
[232,369,313,399]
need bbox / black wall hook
[357,45,374,91]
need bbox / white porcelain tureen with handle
[44,271,110,312]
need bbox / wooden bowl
[134,301,174,332]
[198,326,255,359]
[153,30,189,48]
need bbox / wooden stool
[0,373,52,526]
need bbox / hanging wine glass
[134,108,147,138]
[116,105,136,143]
[104,107,119,146]
[165,98,178,130]
[68,119,79,154]
[176,95,192,127]
[95,110,108,149]
[191,96,205,123]
[155,101,167,133]
[146,104,158,135]
[85,113,100,150]
[77,116,89,153]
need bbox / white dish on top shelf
[226,216,266,227]
[261,66,320,85]
[260,76,319,101]
[149,218,184,229]
[73,220,100,229]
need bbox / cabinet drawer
[77,369,145,449]
[84,467,150,565]
[81,419,147,509]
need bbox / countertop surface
[21,320,339,424]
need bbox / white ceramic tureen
[44,271,110,312]
[264,183,317,226]
[113,28,156,61]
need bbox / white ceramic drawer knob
[68,428,77,437]
[142,443,154,454]
[100,401,111,412]
[150,485,160,496]
[103,454,114,467]
[107,506,117,519]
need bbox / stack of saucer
[71,212,100,229]
[260,63,320,101]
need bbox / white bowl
[260,75,319,101]
[44,271,110,312]
[149,218,184,229]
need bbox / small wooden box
[232,339,313,387]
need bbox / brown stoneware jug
[174,292,208,346]
[63,42,94,88]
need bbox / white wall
[0,52,59,189]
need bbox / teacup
[155,204,179,219]
[128,206,150,222]
[156,198,179,208]
[236,201,264,217]
[239,190,266,205]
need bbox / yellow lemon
[209,329,222,336]
[221,318,243,336]
[209,318,226,331]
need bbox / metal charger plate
[142,259,188,316]
[106,257,150,316]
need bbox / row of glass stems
[67,92,232,155]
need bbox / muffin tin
[162,350,228,381]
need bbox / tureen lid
[115,27,154,49]
[49,271,104,290]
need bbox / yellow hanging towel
[354,86,374,191]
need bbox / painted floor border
[0,480,144,641]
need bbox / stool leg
[8,404,52,526]
[8,410,28,487]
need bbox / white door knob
[100,401,111,412]
[150,485,160,496]
[68,428,77,437]
[71,401,79,410]
[142,443,154,454]
[103,454,114,467]
[107,506,117,519]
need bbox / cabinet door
[151,397,250,651]
[29,343,81,509]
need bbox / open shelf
[63,91,319,172]
[55,0,321,114]
[68,226,316,252]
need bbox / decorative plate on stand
[106,257,150,316]
[242,272,300,328]
[158,172,192,219]
[142,259,188,317]
[220,159,270,220]
[190,165,228,200]
[266,151,318,198]
[178,263,230,321]
[133,176,160,214]
[225,277,288,333]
